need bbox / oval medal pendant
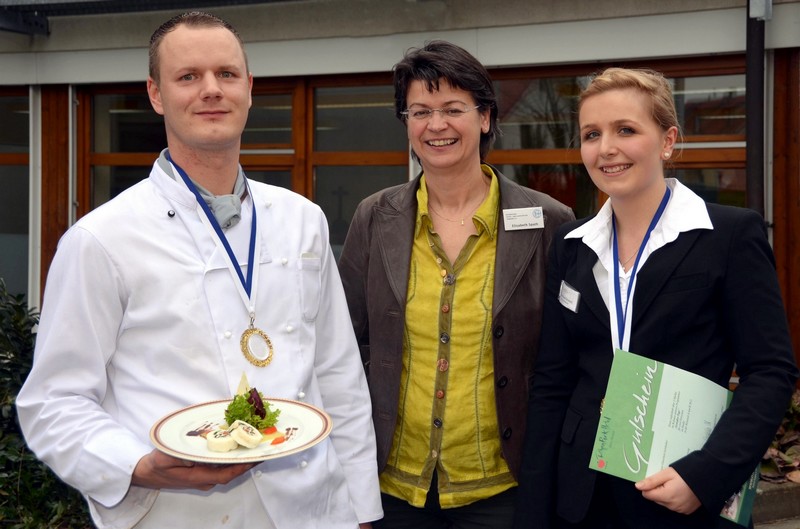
[240,326,274,367]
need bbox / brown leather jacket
[338,168,574,478]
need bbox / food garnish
[224,387,280,430]
[205,386,285,452]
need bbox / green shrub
[0,279,91,528]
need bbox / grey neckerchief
[157,149,247,229]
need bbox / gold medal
[240,316,274,367]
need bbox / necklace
[620,252,637,269]
[428,183,489,226]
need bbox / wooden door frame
[772,47,800,365]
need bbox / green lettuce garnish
[224,388,280,430]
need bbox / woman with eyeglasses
[338,40,574,529]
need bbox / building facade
[0,0,798,359]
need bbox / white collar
[565,178,713,267]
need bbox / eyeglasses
[401,104,481,121]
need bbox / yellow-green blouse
[379,165,516,508]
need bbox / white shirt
[565,179,713,349]
[16,160,382,529]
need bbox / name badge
[558,280,580,313]
[503,207,544,231]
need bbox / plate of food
[150,389,332,464]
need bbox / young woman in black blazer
[513,68,798,529]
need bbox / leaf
[760,459,782,478]
[785,444,800,460]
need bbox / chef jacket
[16,158,382,529]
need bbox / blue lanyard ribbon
[167,152,257,298]
[612,186,671,349]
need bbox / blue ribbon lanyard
[611,186,671,351]
[167,152,258,310]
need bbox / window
[488,58,746,218]
[0,90,29,297]
[77,82,304,216]
[311,78,409,253]
[74,57,747,240]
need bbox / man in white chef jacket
[16,11,382,529]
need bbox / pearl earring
[663,152,671,159]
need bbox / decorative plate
[150,398,331,463]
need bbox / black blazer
[514,203,798,529]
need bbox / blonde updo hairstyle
[579,67,683,152]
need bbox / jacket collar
[374,165,549,316]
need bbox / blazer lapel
[632,230,702,327]
[573,242,610,330]
[492,173,544,315]
[374,180,418,308]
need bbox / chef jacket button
[224,331,232,339]
[300,460,308,468]
[502,427,512,439]
[281,258,288,265]
[297,391,306,399]
[497,376,508,388]
[433,418,443,428]
[493,326,504,338]
[286,325,294,333]
[265,201,272,208]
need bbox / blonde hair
[579,67,681,137]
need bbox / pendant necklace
[428,182,489,226]
[619,251,637,270]
[167,152,274,368]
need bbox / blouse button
[437,359,449,372]
[300,460,308,468]
[436,390,445,399]
[297,391,306,399]
[439,333,450,344]
[433,418,443,428]
[441,304,450,313]
[224,331,232,339]
[281,258,288,266]
[286,325,294,333]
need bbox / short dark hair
[393,40,500,161]
[148,11,248,84]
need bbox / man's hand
[635,466,701,515]
[132,449,256,491]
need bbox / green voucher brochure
[589,349,758,526]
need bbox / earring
[663,151,671,159]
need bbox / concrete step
[753,481,800,528]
